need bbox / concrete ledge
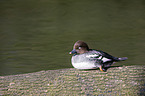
[0,65,145,95]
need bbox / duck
[69,40,128,72]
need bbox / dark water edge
[0,0,145,75]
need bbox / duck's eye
[76,47,81,49]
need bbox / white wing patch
[86,54,99,58]
[86,53,112,63]
[98,56,102,59]
[102,57,111,63]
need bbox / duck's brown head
[69,40,89,54]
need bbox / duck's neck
[79,50,89,54]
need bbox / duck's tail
[102,57,128,69]
[118,57,128,61]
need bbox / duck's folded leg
[99,66,106,72]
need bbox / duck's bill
[69,49,77,54]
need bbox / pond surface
[0,0,145,75]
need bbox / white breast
[72,62,97,69]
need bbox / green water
[0,0,145,75]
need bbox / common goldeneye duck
[69,40,128,72]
